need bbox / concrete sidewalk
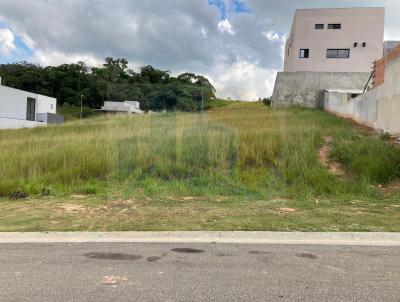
[0,232,400,245]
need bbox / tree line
[0,57,216,112]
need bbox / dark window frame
[326,49,350,59]
[299,48,310,59]
[26,97,36,121]
[328,24,341,29]
[315,24,324,30]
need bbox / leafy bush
[261,98,271,107]
[58,103,97,121]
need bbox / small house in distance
[97,101,144,115]
[0,77,63,130]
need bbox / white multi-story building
[272,7,387,107]
[284,7,385,73]
[0,77,63,129]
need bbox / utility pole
[80,94,84,119]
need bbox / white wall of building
[0,117,45,130]
[0,85,37,120]
[0,84,58,129]
[37,94,57,114]
[124,101,140,110]
[284,7,385,73]
[100,101,143,114]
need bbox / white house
[97,101,144,114]
[0,77,63,129]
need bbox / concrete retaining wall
[324,89,379,128]
[324,57,400,135]
[271,72,370,108]
[376,58,400,134]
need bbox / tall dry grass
[0,102,399,199]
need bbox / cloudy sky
[0,0,399,100]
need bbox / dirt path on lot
[318,136,345,177]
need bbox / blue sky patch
[208,0,251,20]
[0,22,34,64]
[231,0,251,14]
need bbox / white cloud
[0,28,16,54]
[33,49,103,67]
[208,59,277,100]
[126,18,139,33]
[218,19,235,35]
[19,32,35,49]
[262,30,280,42]
[201,26,207,38]
[2,0,400,101]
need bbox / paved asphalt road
[0,243,399,302]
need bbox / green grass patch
[0,102,399,231]
[57,103,98,121]
[331,134,400,183]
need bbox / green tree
[0,58,217,113]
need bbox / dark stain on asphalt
[147,256,162,262]
[216,252,232,257]
[170,248,205,254]
[249,251,270,255]
[84,252,143,260]
[296,253,318,259]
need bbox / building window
[326,49,350,58]
[315,24,324,29]
[51,104,54,110]
[328,24,341,29]
[299,49,309,58]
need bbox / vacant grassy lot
[0,102,399,231]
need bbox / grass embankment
[57,103,98,121]
[0,102,399,231]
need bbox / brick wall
[374,44,400,87]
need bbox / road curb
[0,232,400,245]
